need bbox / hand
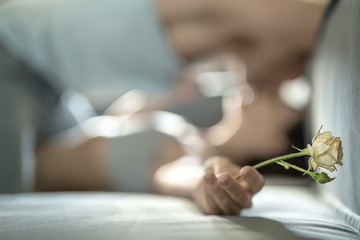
[192,156,265,215]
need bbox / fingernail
[219,174,231,186]
[241,168,253,181]
[204,173,215,185]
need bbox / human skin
[193,158,264,215]
[35,85,293,215]
[204,84,302,162]
[140,0,322,214]
[152,155,265,215]
[155,0,324,83]
[36,133,265,215]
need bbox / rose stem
[234,150,308,179]
[276,161,310,175]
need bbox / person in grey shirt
[0,0,323,215]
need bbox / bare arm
[152,155,265,215]
[35,131,111,191]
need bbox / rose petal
[310,158,318,171]
[327,141,338,159]
[316,154,336,171]
[307,144,313,156]
[337,142,344,165]
[309,130,343,173]
[318,153,336,165]
[312,142,330,156]
[318,131,332,139]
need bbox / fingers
[201,172,224,214]
[193,158,265,215]
[238,166,265,195]
[197,171,253,215]
[217,173,251,209]
[204,172,244,215]
[192,172,222,215]
[203,156,241,176]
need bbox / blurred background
[0,0,326,193]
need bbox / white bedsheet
[0,185,359,240]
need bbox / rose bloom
[307,131,343,172]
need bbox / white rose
[307,131,343,172]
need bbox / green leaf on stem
[309,172,335,184]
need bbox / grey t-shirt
[0,0,180,193]
[0,0,180,93]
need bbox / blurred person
[0,0,324,215]
[35,83,299,215]
[106,54,302,162]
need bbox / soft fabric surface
[310,0,360,217]
[0,186,358,240]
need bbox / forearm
[35,135,111,191]
[152,155,204,198]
